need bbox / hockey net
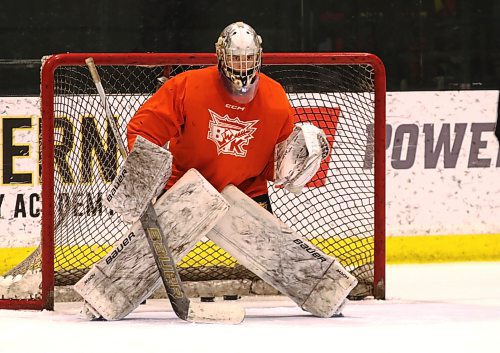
[0,53,385,310]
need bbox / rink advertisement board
[0,90,499,248]
[385,91,499,236]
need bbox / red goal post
[0,52,386,310]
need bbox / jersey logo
[207,109,258,157]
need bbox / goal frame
[0,52,386,310]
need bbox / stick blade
[187,301,245,324]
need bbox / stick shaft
[85,57,128,159]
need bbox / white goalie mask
[216,21,262,104]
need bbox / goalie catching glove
[274,123,330,195]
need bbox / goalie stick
[85,57,244,324]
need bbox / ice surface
[0,262,499,353]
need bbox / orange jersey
[127,66,294,197]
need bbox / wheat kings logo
[207,109,258,157]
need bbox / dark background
[1,0,499,95]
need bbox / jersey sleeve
[127,73,187,151]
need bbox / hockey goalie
[74,21,357,321]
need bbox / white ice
[1,262,499,353]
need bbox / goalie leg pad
[74,169,229,320]
[103,135,172,224]
[76,223,160,321]
[207,185,357,318]
[301,261,356,317]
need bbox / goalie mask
[216,21,262,104]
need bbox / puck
[223,295,240,301]
[200,296,215,302]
